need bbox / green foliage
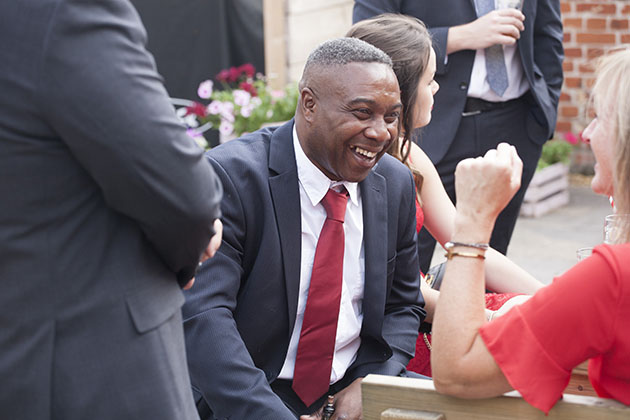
[537,139,573,170]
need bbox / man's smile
[351,145,379,159]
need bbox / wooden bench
[362,374,630,420]
[566,361,596,397]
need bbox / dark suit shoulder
[204,128,276,185]
[207,128,273,165]
[371,154,416,211]
[374,153,414,180]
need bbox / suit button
[459,82,468,90]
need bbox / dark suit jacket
[353,0,564,163]
[183,120,425,419]
[0,1,221,418]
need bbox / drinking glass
[496,0,523,10]
[603,214,630,244]
[576,247,593,261]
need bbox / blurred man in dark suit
[0,1,223,418]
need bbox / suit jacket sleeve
[533,0,564,126]
[182,156,296,420]
[38,0,222,284]
[353,0,401,20]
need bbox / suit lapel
[359,169,387,338]
[268,120,302,330]
[521,0,533,32]
[517,0,534,70]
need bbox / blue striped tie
[475,0,509,96]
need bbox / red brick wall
[558,1,630,135]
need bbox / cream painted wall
[286,0,354,82]
[264,0,354,87]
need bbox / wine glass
[576,247,593,261]
[496,0,523,10]
[603,214,630,244]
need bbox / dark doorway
[131,0,265,100]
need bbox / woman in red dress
[431,50,630,412]
[347,14,540,376]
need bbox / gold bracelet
[444,249,486,260]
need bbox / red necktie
[292,188,348,406]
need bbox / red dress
[480,244,630,413]
[406,200,519,377]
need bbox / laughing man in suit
[183,37,425,420]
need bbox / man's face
[300,62,401,183]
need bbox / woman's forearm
[420,281,439,323]
[431,219,490,384]
[484,248,545,294]
[432,219,512,396]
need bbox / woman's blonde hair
[592,48,630,242]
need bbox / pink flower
[240,104,254,118]
[219,120,234,136]
[239,81,257,96]
[239,63,255,78]
[197,80,214,99]
[228,67,241,83]
[564,132,578,145]
[233,89,251,107]
[216,69,230,83]
[207,101,222,115]
[220,102,235,122]
[270,90,285,99]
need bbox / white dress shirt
[467,43,529,102]
[277,126,365,384]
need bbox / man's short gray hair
[304,37,393,71]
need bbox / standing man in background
[354,0,564,272]
[0,1,222,419]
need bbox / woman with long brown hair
[347,14,542,375]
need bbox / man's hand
[202,219,223,262]
[183,219,224,290]
[447,9,525,54]
[300,378,363,420]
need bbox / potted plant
[520,134,577,217]
[173,64,298,148]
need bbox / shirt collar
[293,125,359,207]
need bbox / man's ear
[299,87,317,123]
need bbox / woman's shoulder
[407,141,433,173]
[593,243,630,274]
[593,243,630,294]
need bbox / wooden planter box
[520,162,570,218]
